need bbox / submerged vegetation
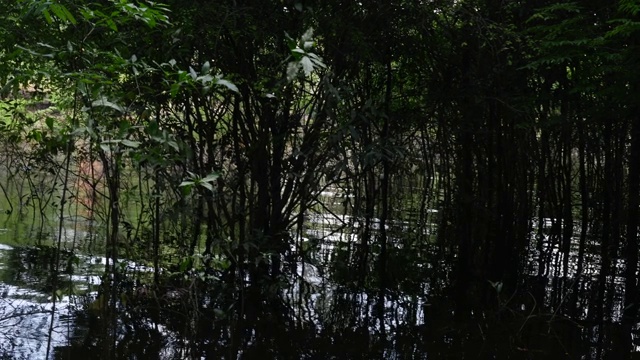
[1,0,640,358]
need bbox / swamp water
[0,200,636,359]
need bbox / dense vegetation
[2,0,640,358]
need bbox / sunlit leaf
[179,181,195,187]
[201,172,220,182]
[307,53,326,68]
[197,74,213,84]
[121,139,140,148]
[286,62,299,82]
[37,42,55,49]
[299,57,314,76]
[199,182,214,192]
[301,27,314,43]
[91,97,124,113]
[216,77,238,93]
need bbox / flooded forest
[1,0,640,359]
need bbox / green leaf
[100,144,113,154]
[61,4,77,24]
[216,77,238,93]
[170,83,181,98]
[179,181,195,187]
[79,8,94,21]
[165,140,179,151]
[91,97,124,113]
[301,27,314,43]
[299,57,314,76]
[16,45,54,59]
[49,4,67,22]
[37,42,55,49]
[201,172,220,182]
[199,182,214,192]
[307,53,326,68]
[179,258,191,272]
[45,117,54,130]
[105,18,118,31]
[43,9,53,24]
[121,139,140,148]
[197,74,214,84]
[286,36,297,51]
[180,184,192,196]
[47,3,77,24]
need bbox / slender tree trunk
[623,114,640,350]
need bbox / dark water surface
[0,206,637,359]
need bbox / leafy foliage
[2,0,640,357]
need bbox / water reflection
[0,214,636,358]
